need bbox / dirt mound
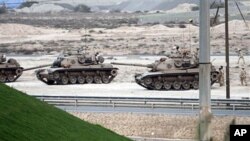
[214,20,250,32]
[15,3,70,13]
[0,23,59,36]
[166,3,198,13]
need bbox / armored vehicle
[36,52,118,85]
[111,52,219,90]
[0,54,50,83]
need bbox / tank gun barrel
[111,62,153,68]
[23,64,51,71]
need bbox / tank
[35,51,118,85]
[111,53,219,90]
[0,54,51,83]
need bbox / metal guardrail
[32,95,250,111]
[129,136,196,141]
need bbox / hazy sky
[30,0,127,5]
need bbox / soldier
[173,45,181,55]
[0,53,6,62]
[240,67,247,86]
[218,66,224,86]
[191,48,199,64]
[237,49,245,64]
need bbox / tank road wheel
[163,81,172,90]
[86,75,94,84]
[154,81,163,90]
[192,81,199,90]
[111,69,118,76]
[0,75,6,83]
[7,74,15,82]
[60,75,69,85]
[69,75,77,84]
[94,76,102,84]
[102,75,110,84]
[211,73,218,83]
[77,76,85,84]
[182,81,191,90]
[143,77,152,85]
[53,72,60,79]
[174,60,182,67]
[173,81,181,90]
[15,69,23,76]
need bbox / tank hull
[134,69,219,90]
[0,65,23,83]
[36,67,118,85]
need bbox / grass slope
[0,84,131,141]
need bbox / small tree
[0,3,7,14]
[74,4,91,13]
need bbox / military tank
[36,51,118,85]
[0,54,51,83]
[111,53,219,90]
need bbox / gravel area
[72,112,250,141]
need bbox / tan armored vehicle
[111,51,219,90]
[0,54,50,83]
[36,51,118,85]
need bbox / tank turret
[36,52,118,85]
[0,54,51,83]
[112,56,199,72]
[111,56,219,90]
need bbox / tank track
[135,71,219,90]
[36,68,118,85]
[0,67,23,83]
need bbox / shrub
[74,4,91,13]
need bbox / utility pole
[225,0,230,99]
[199,0,212,141]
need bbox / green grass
[0,84,131,141]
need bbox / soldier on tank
[92,52,99,63]
[0,54,6,62]
[176,45,180,53]
[237,49,245,65]
[192,48,199,64]
[218,66,224,86]
[171,45,181,56]
[240,67,247,86]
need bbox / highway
[34,95,250,116]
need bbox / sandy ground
[6,55,250,99]
[1,20,250,55]
[1,19,250,141]
[72,112,250,141]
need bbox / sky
[0,0,24,8]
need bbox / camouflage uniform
[237,50,245,64]
[240,68,247,86]
[218,67,224,86]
